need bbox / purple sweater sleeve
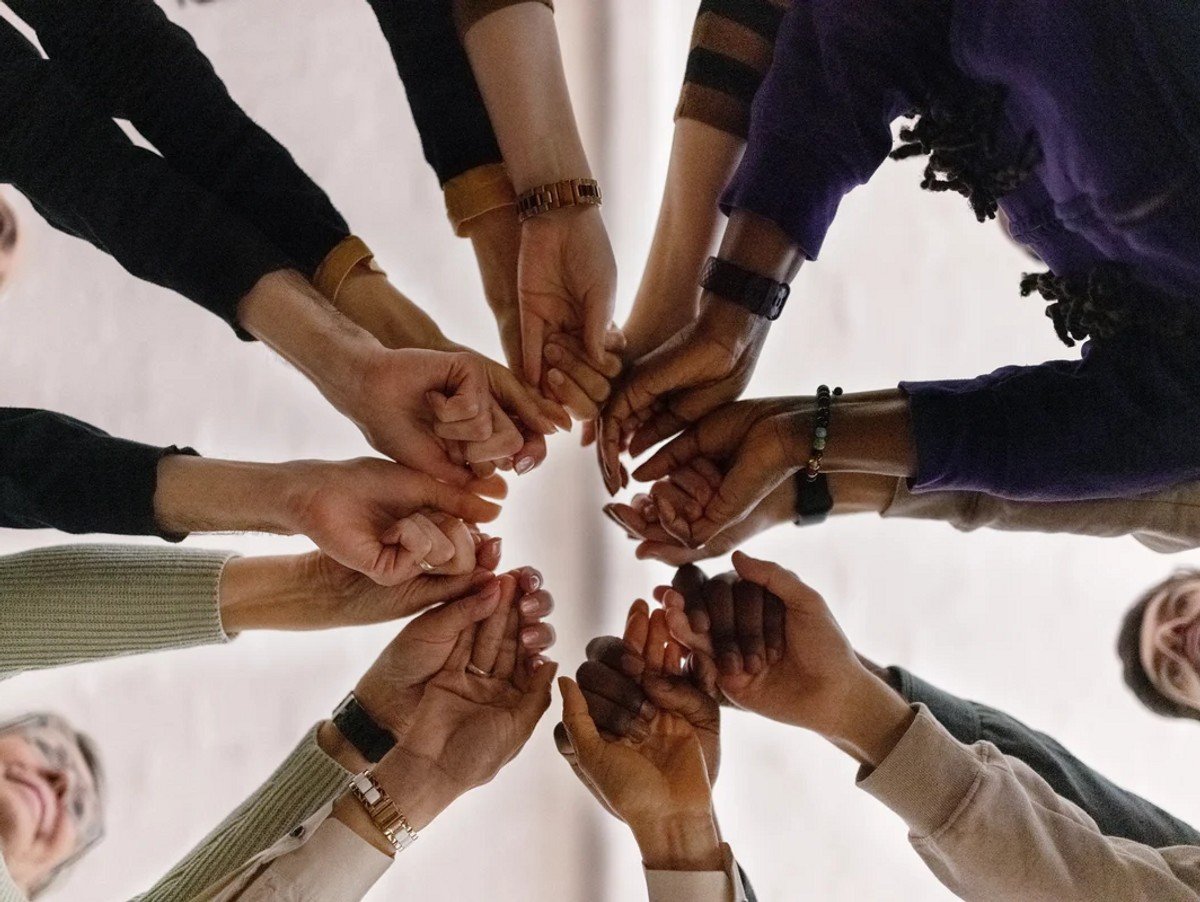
[720,0,944,257]
[902,330,1200,501]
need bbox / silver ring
[465,663,494,678]
[417,560,435,573]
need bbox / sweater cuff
[444,163,517,236]
[887,668,983,745]
[900,377,1011,495]
[857,705,985,839]
[720,130,861,260]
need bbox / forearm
[458,3,591,191]
[786,390,918,478]
[626,121,745,359]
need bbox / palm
[585,712,712,825]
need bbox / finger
[672,565,710,633]
[413,578,503,643]
[522,312,547,386]
[664,637,686,677]
[391,515,434,568]
[580,688,645,740]
[583,281,613,366]
[466,473,509,500]
[425,513,476,574]
[513,429,547,477]
[426,388,485,426]
[516,659,557,726]
[733,580,766,675]
[494,601,521,682]
[663,603,715,659]
[628,407,691,459]
[706,576,742,676]
[763,589,786,665]
[644,609,670,676]
[670,465,717,509]
[547,332,622,383]
[692,458,724,489]
[580,419,596,448]
[476,535,503,571]
[520,621,556,655]
[689,464,779,547]
[602,503,650,540]
[558,677,603,757]
[622,599,651,679]
[544,366,603,420]
[604,326,627,355]
[446,620,478,671]
[518,588,554,622]
[412,512,457,567]
[576,660,649,720]
[423,477,503,524]
[494,365,566,435]
[512,566,544,596]
[731,551,814,609]
[411,434,475,486]
[649,481,700,544]
[597,414,624,496]
[471,573,517,675]
[462,405,525,463]
[585,635,628,670]
[633,493,659,523]
[633,429,703,483]
[636,541,714,566]
[433,415,495,443]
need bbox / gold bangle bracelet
[516,178,602,223]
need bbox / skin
[0,194,18,291]
[155,455,506,585]
[0,724,99,894]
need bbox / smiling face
[1138,580,1200,713]
[0,715,103,895]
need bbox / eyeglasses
[0,714,105,867]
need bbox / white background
[0,1,1196,899]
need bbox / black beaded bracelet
[802,385,843,482]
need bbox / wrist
[822,392,917,477]
[697,293,770,355]
[370,744,456,833]
[154,456,297,536]
[217,553,318,634]
[829,671,916,769]
[334,271,450,352]
[633,813,724,871]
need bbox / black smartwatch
[700,256,790,320]
[793,471,834,525]
[331,693,396,763]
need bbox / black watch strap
[700,256,790,321]
[793,471,833,525]
[331,693,396,763]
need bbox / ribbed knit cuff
[0,545,234,681]
[857,705,986,839]
[137,726,352,902]
[888,668,984,746]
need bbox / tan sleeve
[644,844,748,902]
[882,479,1200,553]
[858,706,1200,901]
[456,0,553,36]
[675,0,794,139]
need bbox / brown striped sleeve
[676,0,794,139]
[456,0,554,36]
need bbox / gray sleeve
[882,479,1200,552]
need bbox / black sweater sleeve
[366,0,504,186]
[8,0,350,277]
[0,409,195,539]
[0,21,292,330]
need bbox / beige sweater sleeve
[859,706,1200,901]
[0,544,235,681]
[882,479,1200,553]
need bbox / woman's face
[0,716,102,893]
[1140,583,1200,713]
[0,195,18,290]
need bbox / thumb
[730,551,813,609]
[517,660,559,725]
[558,676,602,757]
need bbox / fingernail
[639,700,657,720]
[487,537,502,558]
[548,369,565,386]
[520,597,540,616]
[526,571,542,591]
[628,719,650,741]
[531,657,547,671]
[481,580,502,601]
[658,498,676,521]
[544,344,562,363]
[515,456,535,475]
[521,627,542,646]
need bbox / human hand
[540,329,626,422]
[627,397,811,547]
[217,533,503,634]
[663,553,913,766]
[518,206,617,386]
[391,573,558,799]
[354,567,556,739]
[559,660,721,870]
[597,296,771,494]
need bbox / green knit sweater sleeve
[0,859,22,902]
[0,544,234,681]
[134,727,352,902]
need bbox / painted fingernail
[520,597,540,616]
[544,344,562,363]
[628,719,650,741]
[487,537,502,559]
[521,627,543,646]
[548,369,565,386]
[515,456,535,475]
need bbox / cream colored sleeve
[859,706,1200,901]
[882,478,1200,552]
[644,844,749,902]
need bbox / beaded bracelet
[803,385,843,481]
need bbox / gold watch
[347,771,418,853]
[516,178,602,222]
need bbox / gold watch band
[516,178,602,222]
[348,771,418,853]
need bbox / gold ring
[465,663,494,678]
[418,560,435,573]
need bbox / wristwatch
[700,256,791,320]
[347,771,418,853]
[331,693,395,764]
[793,471,834,525]
[516,178,603,222]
